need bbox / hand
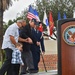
[24,38,29,42]
[42,51,45,55]
[21,63,24,66]
[21,64,24,66]
[27,38,33,44]
[36,42,40,46]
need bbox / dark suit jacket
[19,24,37,51]
[31,28,45,52]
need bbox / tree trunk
[0,0,4,64]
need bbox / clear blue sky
[3,0,36,22]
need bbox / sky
[3,0,36,22]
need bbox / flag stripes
[27,12,36,19]
[27,5,40,21]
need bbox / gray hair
[17,19,25,23]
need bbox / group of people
[0,18,45,75]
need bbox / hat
[39,22,42,24]
[36,22,40,26]
[31,18,37,25]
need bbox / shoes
[20,72,27,75]
[28,69,38,73]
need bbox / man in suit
[19,18,40,75]
[31,22,45,72]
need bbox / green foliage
[20,0,75,28]
[8,20,14,25]
[35,0,75,23]
[3,24,8,34]
[0,61,1,68]
[3,20,13,33]
[3,0,75,31]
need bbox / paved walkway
[24,70,57,75]
[44,37,57,54]
[23,37,58,75]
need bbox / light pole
[73,8,75,18]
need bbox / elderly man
[0,20,27,75]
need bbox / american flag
[27,5,40,21]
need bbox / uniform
[31,28,45,71]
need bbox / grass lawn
[0,61,2,68]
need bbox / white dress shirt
[2,23,19,50]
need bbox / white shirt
[2,23,19,50]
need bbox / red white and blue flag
[34,9,40,21]
[27,5,40,21]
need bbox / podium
[57,18,75,75]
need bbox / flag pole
[40,46,47,72]
[73,9,75,18]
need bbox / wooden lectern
[57,18,75,75]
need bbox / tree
[0,0,12,47]
[0,0,18,63]
[0,0,3,50]
[35,0,75,26]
